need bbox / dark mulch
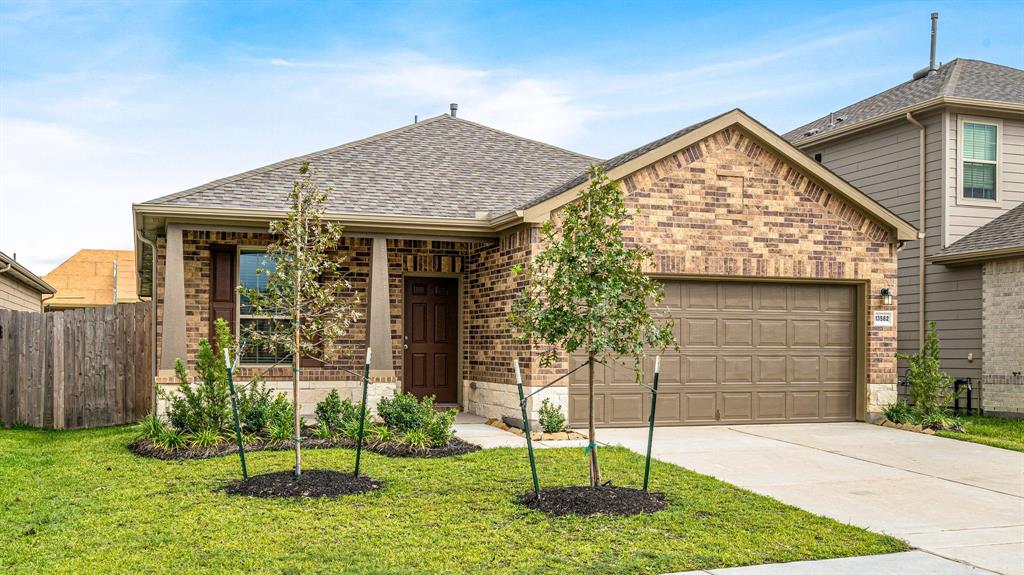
[369,437,480,458]
[519,485,668,517]
[128,435,480,460]
[225,469,381,498]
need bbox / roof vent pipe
[450,103,458,118]
[929,12,939,72]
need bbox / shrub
[402,429,429,451]
[425,408,458,447]
[896,321,958,423]
[163,320,234,435]
[314,423,335,440]
[137,413,166,440]
[236,379,276,435]
[377,392,435,433]
[366,424,394,445]
[315,389,344,431]
[882,401,913,424]
[187,428,223,448]
[538,399,566,433]
[153,426,185,450]
[268,422,293,443]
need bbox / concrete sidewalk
[669,550,996,574]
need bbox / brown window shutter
[209,245,236,342]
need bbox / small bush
[137,413,166,440]
[882,401,913,424]
[314,424,335,440]
[377,393,434,433]
[402,429,429,451]
[896,321,958,423]
[236,379,278,435]
[315,389,344,431]
[187,428,223,448]
[163,320,235,435]
[154,427,185,450]
[425,408,458,447]
[538,399,566,433]
[366,424,394,445]
[268,422,293,443]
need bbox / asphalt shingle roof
[144,114,599,219]
[936,202,1024,259]
[785,59,1024,144]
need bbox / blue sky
[1,0,1022,272]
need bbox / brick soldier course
[136,109,916,424]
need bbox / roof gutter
[0,252,56,295]
[931,246,1024,265]
[794,97,1024,149]
[905,112,928,351]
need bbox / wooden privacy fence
[0,303,152,429]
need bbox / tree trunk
[293,211,303,479]
[588,352,601,487]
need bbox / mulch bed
[128,435,480,461]
[225,469,381,498]
[519,485,668,517]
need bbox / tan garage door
[568,280,858,427]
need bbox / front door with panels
[403,276,459,404]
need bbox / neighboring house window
[961,121,998,201]
[238,250,288,364]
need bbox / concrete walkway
[453,418,1024,575]
[668,550,996,574]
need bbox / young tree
[511,165,675,487]
[239,163,359,477]
[897,321,956,421]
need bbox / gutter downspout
[135,229,159,413]
[906,112,927,350]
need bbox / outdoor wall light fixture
[881,288,894,306]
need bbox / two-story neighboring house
[786,58,1024,416]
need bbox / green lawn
[0,426,905,575]
[936,415,1024,452]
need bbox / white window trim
[956,115,1003,208]
[237,245,290,367]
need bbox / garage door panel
[570,280,857,427]
[686,282,718,310]
[685,318,717,347]
[755,356,788,384]
[721,356,753,384]
[721,283,754,310]
[790,319,822,346]
[755,284,788,311]
[720,392,753,421]
[790,391,821,419]
[755,392,787,420]
[756,318,788,346]
[823,391,855,419]
[720,319,753,346]
[608,392,644,424]
[685,392,717,421]
[685,355,718,384]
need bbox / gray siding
[0,273,44,312]
[804,111,983,380]
[945,113,1024,246]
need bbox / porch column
[366,236,395,379]
[159,224,187,374]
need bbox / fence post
[354,348,371,478]
[224,349,248,481]
[515,358,540,498]
[643,355,661,492]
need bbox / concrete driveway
[599,423,1024,575]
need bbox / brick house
[133,108,916,425]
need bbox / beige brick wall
[981,257,1024,416]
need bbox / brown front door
[403,276,459,404]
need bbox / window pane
[963,162,996,200]
[963,123,996,161]
[240,251,275,314]
[239,318,290,364]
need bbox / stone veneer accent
[981,257,1024,417]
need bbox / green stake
[515,359,540,498]
[642,355,661,492]
[354,348,371,478]
[224,347,248,481]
